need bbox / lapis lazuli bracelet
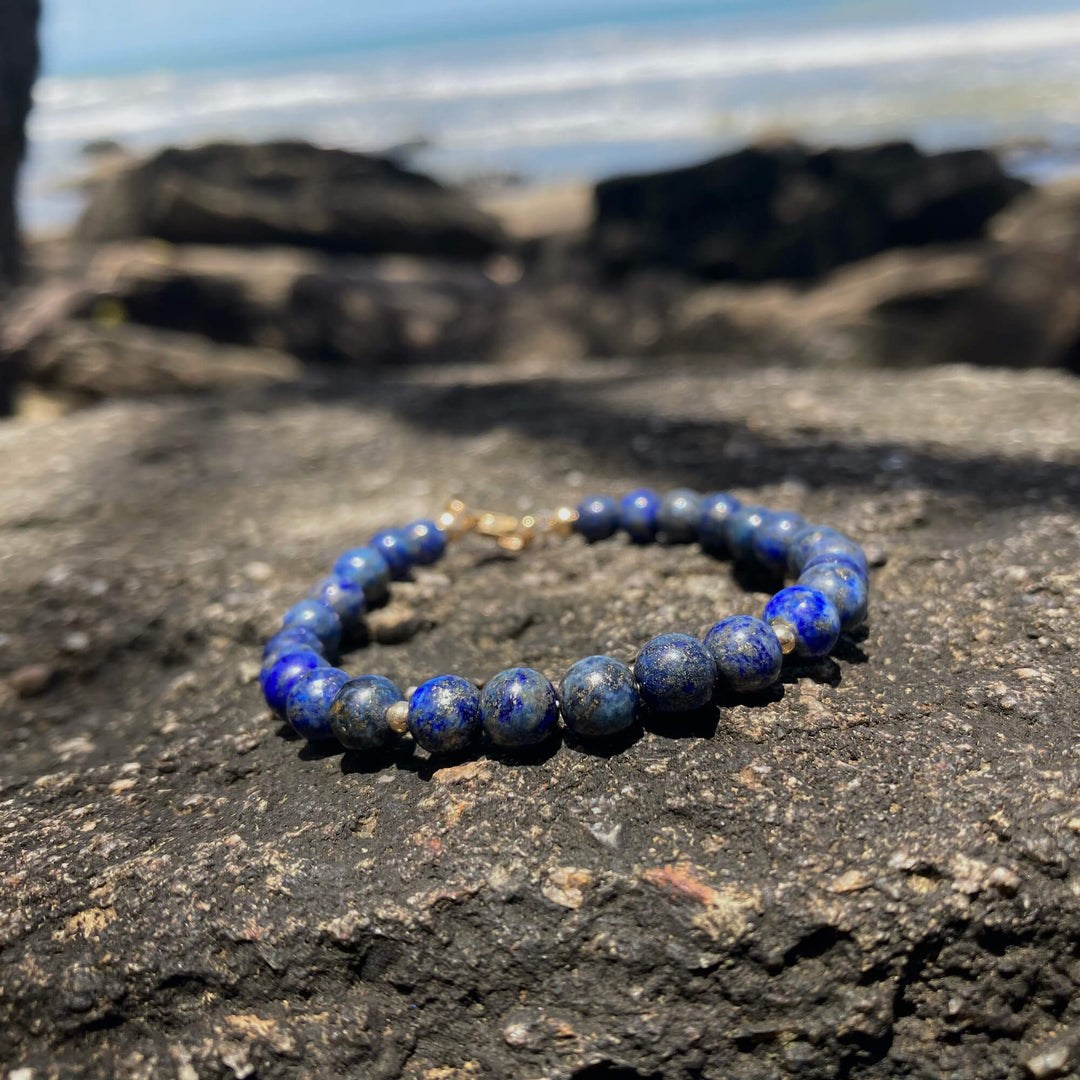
[259,490,870,755]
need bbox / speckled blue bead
[370,529,413,580]
[281,597,343,654]
[697,492,742,555]
[329,675,405,751]
[797,561,868,632]
[633,632,716,713]
[704,616,783,693]
[787,526,868,577]
[262,650,328,718]
[575,495,619,542]
[763,586,841,659]
[310,575,367,625]
[262,626,324,665]
[407,674,482,753]
[333,545,391,604]
[751,510,806,576]
[480,667,560,748]
[802,550,868,580]
[559,655,639,739]
[285,666,351,740]
[723,505,768,562]
[657,489,702,543]
[404,519,446,566]
[619,488,661,544]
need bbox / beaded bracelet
[258,490,870,756]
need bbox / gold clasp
[437,499,578,552]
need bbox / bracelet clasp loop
[438,500,578,552]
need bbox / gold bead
[770,620,797,655]
[385,700,409,735]
[547,507,579,537]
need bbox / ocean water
[22,1,1080,232]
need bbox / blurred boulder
[593,140,1027,281]
[0,0,40,292]
[76,141,508,259]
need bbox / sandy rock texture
[2,362,1080,1078]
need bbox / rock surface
[3,361,1080,1077]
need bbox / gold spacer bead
[547,506,579,537]
[770,620,797,655]
[385,700,409,735]
[438,499,476,541]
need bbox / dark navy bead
[262,626,324,664]
[787,526,868,577]
[559,655,638,739]
[262,650,328,717]
[407,674,482,753]
[480,667,560,748]
[802,550,868,580]
[311,574,367,625]
[633,632,716,713]
[332,545,391,604]
[329,675,404,751]
[797,561,868,632]
[575,495,619,542]
[370,529,412,580]
[704,616,783,693]
[697,492,742,555]
[619,488,661,544]
[723,505,768,562]
[656,489,702,543]
[751,510,806,576]
[281,598,343,654]
[404,519,446,565]
[764,586,841,658]
[286,666,350,740]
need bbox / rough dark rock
[592,140,1027,281]
[75,141,509,259]
[0,0,40,292]
[3,361,1080,1077]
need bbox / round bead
[763,586,841,659]
[310,574,367,625]
[480,667,560,748]
[281,598,343,654]
[797,561,868,632]
[404,519,446,566]
[698,492,742,555]
[329,675,405,751]
[802,550,868,580]
[332,545,391,604]
[751,510,805,575]
[286,666,350,740]
[787,526,868,577]
[656,489,702,543]
[262,626,324,664]
[633,632,717,713]
[619,488,661,544]
[262,650,328,717]
[560,655,639,739]
[575,495,619,543]
[723,505,768,562]
[704,615,783,693]
[370,529,412,580]
[407,674,482,753]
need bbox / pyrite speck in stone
[480,667,560,748]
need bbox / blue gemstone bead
[787,526,868,577]
[329,674,404,751]
[575,495,619,543]
[763,586,841,658]
[407,674,482,753]
[262,626,324,664]
[697,492,742,555]
[723,505,768,562]
[802,550,868,580]
[286,666,351,740]
[559,655,639,739]
[480,667,560,748]
[370,529,412,580]
[619,488,661,544]
[633,632,716,713]
[281,598,343,654]
[262,650,328,718]
[797,561,868,632]
[751,510,806,576]
[404,519,446,565]
[259,639,322,692]
[332,545,391,604]
[704,616,783,693]
[657,488,702,543]
[310,574,367,625]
